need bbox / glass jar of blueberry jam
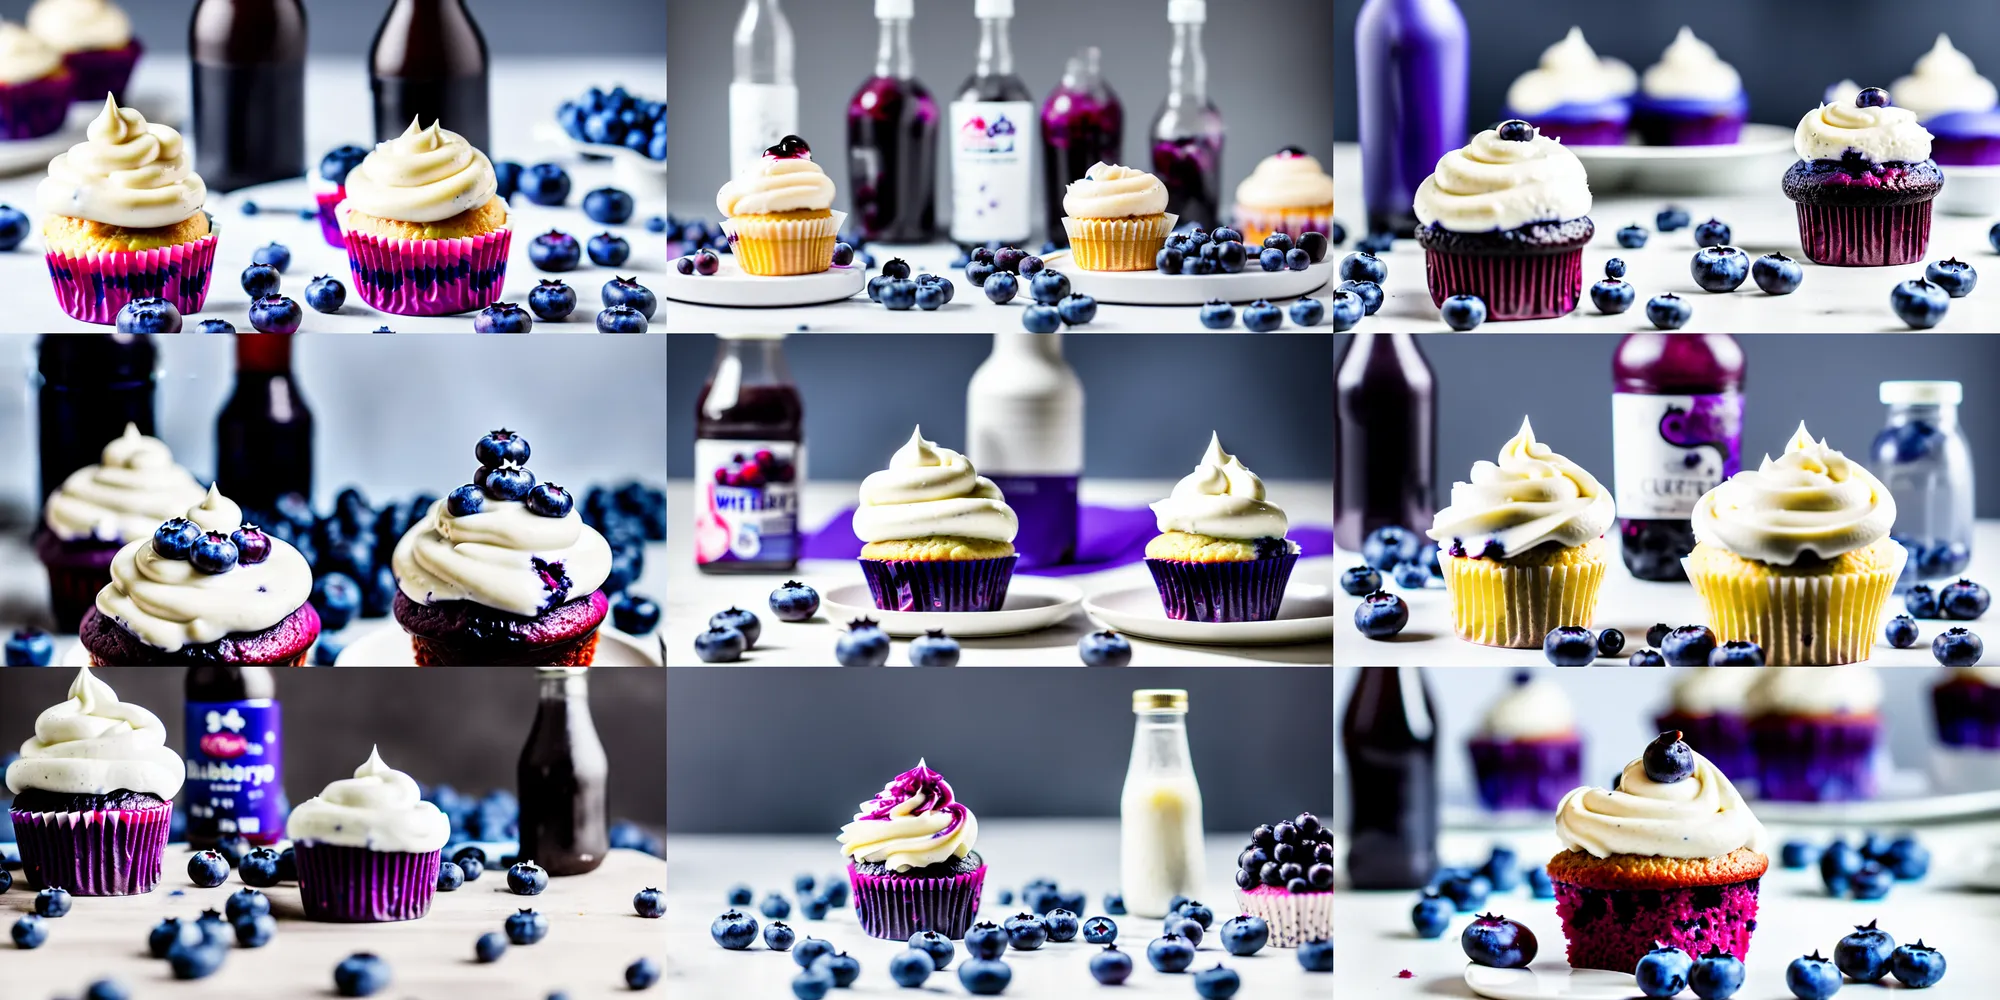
[1871,381,1974,590]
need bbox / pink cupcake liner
[10,800,170,896]
[314,188,348,248]
[848,861,986,940]
[1424,247,1583,321]
[342,226,511,316]
[294,842,442,923]
[1467,736,1582,812]
[1792,201,1933,267]
[1235,887,1332,948]
[1934,679,2000,748]
[1932,136,2000,166]
[1655,711,1755,782]
[0,70,74,140]
[61,41,141,104]
[1749,714,1878,801]
[1145,554,1298,623]
[859,555,1016,613]
[1554,875,1760,973]
[46,232,218,326]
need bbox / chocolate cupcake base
[79,604,320,666]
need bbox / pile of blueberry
[150,515,271,577]
[1891,258,1977,329]
[4,626,55,665]
[1198,296,1322,331]
[1780,921,1946,997]
[1158,226,1327,276]
[1629,944,1743,999]
[1346,525,1440,593]
[1233,812,1334,894]
[1779,831,1930,900]
[714,447,797,489]
[960,246,1099,331]
[556,85,666,161]
[447,430,572,521]
[865,257,968,316]
[1904,578,1989,620]
[694,606,763,663]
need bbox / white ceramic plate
[821,575,1084,638]
[1083,584,1334,646]
[0,88,183,175]
[1939,164,2000,217]
[1567,123,1795,195]
[1041,249,1335,306]
[334,625,663,666]
[664,253,866,309]
[1466,965,1646,1000]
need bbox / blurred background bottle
[1039,46,1122,248]
[695,334,803,574]
[1335,332,1435,552]
[1121,689,1204,919]
[190,0,307,192]
[1871,380,1974,590]
[1355,0,1467,238]
[1611,333,1744,582]
[185,664,286,848]
[36,334,158,506]
[369,0,490,152]
[967,333,1083,569]
[1149,0,1224,227]
[1342,666,1438,890]
[519,667,609,876]
[216,334,314,516]
[949,0,1034,246]
[729,0,798,179]
[847,0,938,243]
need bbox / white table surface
[1334,520,1999,667]
[1332,143,2000,334]
[664,480,1335,666]
[0,56,664,333]
[666,818,1328,998]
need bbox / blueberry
[252,242,291,272]
[169,942,225,978]
[453,849,486,882]
[149,917,199,958]
[691,249,719,276]
[1411,893,1452,938]
[1339,279,1384,315]
[1628,648,1665,665]
[914,282,948,311]
[1299,937,1334,972]
[1907,584,1941,618]
[1057,293,1097,326]
[958,959,1012,995]
[521,163,572,206]
[530,230,582,272]
[596,305,649,332]
[1596,628,1625,657]
[1090,945,1134,984]
[1359,232,1395,254]
[1242,299,1285,332]
[1644,730,1696,783]
[1785,951,1841,1000]
[4,627,54,666]
[1071,916,1115,946]
[1362,525,1421,569]
[1339,251,1388,283]
[333,953,390,996]
[1258,246,1285,271]
[504,907,550,945]
[1104,893,1126,915]
[769,580,820,622]
[1941,579,1990,619]
[582,187,635,225]
[982,270,1020,305]
[506,861,548,895]
[1850,862,1893,899]
[879,948,933,987]
[1646,292,1691,329]
[812,952,860,987]
[794,937,837,968]
[1329,288,1365,330]
[1587,278,1635,314]
[0,204,28,250]
[1819,840,1861,894]
[1933,627,1984,666]
[725,884,753,906]
[1156,246,1186,273]
[1479,845,1518,892]
[1440,293,1487,329]
[1638,944,1693,998]
[1657,206,1691,232]
[1892,278,1950,329]
[1393,561,1430,590]
[1751,252,1803,294]
[966,260,997,286]
[296,274,347,314]
[477,463,536,501]
[1689,949,1745,999]
[1020,302,1061,332]
[1495,118,1536,141]
[836,618,891,666]
[1526,866,1553,898]
[907,930,953,971]
[196,319,236,333]
[1617,224,1649,248]
[1778,840,1819,870]
[31,887,69,918]
[1691,246,1750,292]
[1662,625,1717,666]
[1018,255,1045,276]
[1646,623,1671,647]
[1285,247,1312,271]
[1355,591,1409,639]
[830,242,855,267]
[762,920,795,951]
[1990,222,2000,254]
[1436,872,1490,912]
[1855,86,1892,108]
[1029,270,1070,306]
[1193,964,1242,999]
[1078,629,1133,666]
[116,296,183,333]
[585,232,631,267]
[223,887,268,923]
[84,981,129,1000]
[1835,919,1896,982]
[1198,298,1236,329]
[798,893,830,920]
[473,301,535,333]
[249,294,303,333]
[1003,911,1047,950]
[1289,297,1325,326]
[601,276,658,318]
[901,628,962,667]
[492,159,524,199]
[474,930,508,963]
[694,625,746,663]
[964,921,1008,961]
[1708,640,1764,665]
[1043,908,1080,942]
[1461,912,1536,969]
[1147,932,1196,973]
[1543,626,1596,665]
[187,850,229,888]
[1301,230,1331,260]
[1890,941,1947,988]
[1693,219,1731,248]
[791,971,833,1000]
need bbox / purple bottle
[847,0,938,243]
[1040,47,1123,248]
[1611,334,1745,582]
[1355,0,1468,238]
[1149,0,1225,227]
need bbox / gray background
[1333,0,2000,141]
[668,333,1335,480]
[0,667,666,824]
[1335,334,2000,517]
[667,666,1333,834]
[668,0,1336,224]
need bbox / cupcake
[0,21,71,139]
[1501,27,1635,146]
[853,427,1018,614]
[1231,147,1335,247]
[6,666,182,896]
[338,117,511,315]
[391,430,612,665]
[79,486,320,666]
[26,0,137,103]
[716,134,841,277]
[1413,122,1593,321]
[1684,423,1906,665]
[1934,666,2000,749]
[1746,666,1882,802]
[1144,433,1299,623]
[311,144,370,249]
[1230,811,1334,948]
[1426,418,1614,648]
[1783,92,1942,267]
[1654,667,1757,781]
[34,423,206,633]
[38,94,216,325]
[287,746,449,923]
[1060,161,1175,271]
[1550,731,1768,973]
[1633,27,1748,146]
[1891,35,2000,166]
[838,759,985,940]
[1468,671,1582,812]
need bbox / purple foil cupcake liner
[859,556,1017,613]
[848,862,986,940]
[1145,554,1298,623]
[294,842,441,923]
[1748,715,1879,801]
[38,539,120,635]
[61,41,142,104]
[0,70,73,139]
[10,801,170,896]
[1933,679,2000,749]
[1793,201,1933,267]
[1655,711,1755,780]
[1424,247,1583,321]
[315,189,348,248]
[1468,736,1582,812]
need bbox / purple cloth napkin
[803,505,1332,577]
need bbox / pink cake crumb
[1553,876,1760,972]
[1398,969,1414,978]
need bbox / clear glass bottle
[1149,0,1225,227]
[966,333,1083,569]
[1871,381,1975,589]
[1120,689,1204,919]
[948,0,1035,245]
[729,0,798,179]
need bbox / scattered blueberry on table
[187,851,229,888]
[1933,627,1983,666]
[1543,626,1596,665]
[4,627,54,666]
[531,230,582,272]
[1338,279,1383,315]
[1616,224,1648,248]
[1657,205,1691,232]
[1146,931,1195,972]
[504,908,550,945]
[769,580,820,622]
[1355,591,1409,639]
[1687,948,1743,999]
[1298,937,1333,972]
[1892,278,1950,329]
[252,242,291,272]
[333,953,390,997]
[304,275,346,313]
[1645,292,1691,329]
[1441,293,1487,330]
[1751,252,1803,295]
[1925,258,1977,297]
[474,302,534,333]
[1078,629,1133,667]
[249,295,303,333]
[1691,246,1749,293]
[1692,218,1731,248]
[596,305,649,332]
[1709,639,1764,666]
[835,618,891,667]
[1637,944,1692,998]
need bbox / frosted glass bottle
[729,0,798,179]
[1871,381,1975,589]
[966,333,1082,569]
[1120,689,1205,919]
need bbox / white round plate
[1040,249,1335,305]
[1083,584,1334,646]
[1466,965,1645,1000]
[1566,123,1795,195]
[0,88,183,175]
[664,258,865,308]
[334,625,662,666]
[1939,163,2000,217]
[821,575,1083,638]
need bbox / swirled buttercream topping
[342,117,500,224]
[1507,27,1635,115]
[716,144,836,216]
[43,423,206,543]
[94,486,312,653]
[1062,161,1169,218]
[1892,34,1998,121]
[37,94,205,229]
[393,496,612,617]
[1427,417,1614,558]
[0,20,62,85]
[6,666,182,799]
[1641,27,1742,102]
[853,427,1017,544]
[1413,127,1593,232]
[1691,422,1896,565]
[1745,665,1883,717]
[1794,99,1934,163]
[1556,746,1766,859]
[1234,149,1336,210]
[26,0,130,52]
[1149,432,1289,540]
[1481,672,1575,739]
[837,759,979,871]
[1668,667,1756,716]
[285,746,450,853]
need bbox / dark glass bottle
[518,668,610,876]
[369,0,491,152]
[695,336,804,574]
[1335,332,1436,552]
[846,0,938,243]
[1611,334,1745,581]
[185,665,286,848]
[190,0,308,192]
[36,335,158,505]
[216,335,313,517]
[1342,666,1439,890]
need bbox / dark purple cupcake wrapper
[10,801,170,896]
[1748,715,1878,801]
[859,556,1017,613]
[1655,711,1755,781]
[315,189,348,248]
[1425,247,1583,321]
[1792,201,1933,267]
[42,550,118,634]
[1932,135,2000,166]
[1467,736,1582,812]
[848,861,986,940]
[294,842,441,922]
[0,70,74,140]
[1145,554,1298,623]
[1933,680,2000,749]
[1633,112,1744,147]
[61,41,141,104]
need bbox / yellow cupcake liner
[1437,536,1610,648]
[721,209,845,276]
[1683,540,1907,665]
[1061,213,1176,271]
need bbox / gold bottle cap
[1133,689,1189,712]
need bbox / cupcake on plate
[1060,161,1175,271]
[1746,666,1882,802]
[1231,147,1334,247]
[338,117,510,315]
[1501,27,1635,146]
[716,134,841,277]
[1783,91,1941,266]
[1550,732,1768,973]
[311,144,370,249]
[1685,423,1905,665]
[1426,418,1614,648]
[1633,27,1748,146]
[392,430,612,665]
[1934,666,2000,749]
[1654,667,1757,781]
[1413,121,1593,320]
[26,0,136,104]
[1231,811,1333,948]
[1144,432,1299,623]
[838,759,985,940]
[38,94,216,325]
[79,485,320,666]
[287,746,449,923]
[0,21,71,139]
[1891,34,2000,165]
[6,666,182,896]
[1469,671,1582,812]
[853,427,1018,614]
[35,422,205,633]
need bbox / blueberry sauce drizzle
[858,760,970,841]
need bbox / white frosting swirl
[392,496,613,618]
[38,94,206,229]
[1746,665,1883,717]
[1063,161,1169,219]
[1641,27,1742,102]
[1556,746,1766,860]
[715,149,836,216]
[1794,100,1934,163]
[26,0,130,52]
[1234,150,1336,210]
[1480,673,1576,739]
[0,20,62,85]
[1506,27,1636,115]
[1691,423,1896,565]
[1413,127,1593,232]
[93,485,313,653]
[853,427,1018,545]
[5,666,183,799]
[285,746,450,854]
[1892,34,1998,121]
[1149,432,1289,541]
[1668,667,1756,716]
[1426,417,1614,558]
[42,423,206,544]
[342,118,500,225]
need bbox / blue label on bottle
[185,699,284,843]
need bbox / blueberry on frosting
[1497,120,1536,142]
[764,135,812,160]
[1856,87,1892,109]
[1642,730,1695,784]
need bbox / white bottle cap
[1880,380,1963,405]
[876,0,914,18]
[975,0,1014,18]
[1168,0,1206,24]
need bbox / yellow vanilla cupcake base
[44,213,211,256]
[722,209,840,276]
[1145,530,1269,563]
[860,536,1016,562]
[1437,536,1611,648]
[1062,212,1176,271]
[1684,538,1907,665]
[343,197,509,241]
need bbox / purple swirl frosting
[837,759,979,871]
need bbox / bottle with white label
[1121,688,1205,919]
[966,333,1082,568]
[949,0,1035,245]
[1610,333,1744,582]
[695,334,804,574]
[730,0,799,181]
